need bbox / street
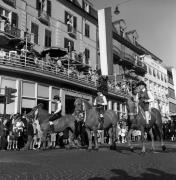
[0,141,176,180]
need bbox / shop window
[37,85,49,99]
[22,82,35,97]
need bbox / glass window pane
[38,85,49,99]
[22,82,35,97]
[22,98,36,108]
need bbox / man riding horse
[132,81,154,128]
[49,95,62,132]
[93,91,107,130]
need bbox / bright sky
[93,0,176,68]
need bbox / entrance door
[65,95,76,114]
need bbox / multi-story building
[0,0,128,116]
[166,67,176,121]
[138,45,169,121]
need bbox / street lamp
[114,6,120,15]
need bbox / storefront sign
[2,0,16,8]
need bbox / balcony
[0,20,21,38]
[38,10,50,26]
[0,51,127,100]
[67,25,76,38]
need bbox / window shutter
[47,0,51,17]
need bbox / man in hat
[49,95,62,132]
[94,91,107,129]
[137,81,154,126]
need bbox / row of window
[147,65,167,83]
[169,102,176,114]
[168,87,176,99]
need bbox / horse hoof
[162,145,166,151]
[130,147,134,152]
[94,148,99,151]
[87,148,92,152]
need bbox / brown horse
[74,98,118,150]
[25,103,76,149]
[126,96,166,153]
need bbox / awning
[41,47,67,57]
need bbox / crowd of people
[0,111,176,152]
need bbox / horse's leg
[41,131,47,150]
[109,125,117,150]
[141,126,146,154]
[108,127,112,146]
[93,129,99,150]
[127,129,134,152]
[86,128,92,150]
[68,128,77,149]
[148,128,155,152]
[157,124,166,151]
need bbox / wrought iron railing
[0,51,128,97]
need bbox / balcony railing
[0,20,21,38]
[38,10,50,25]
[0,51,127,97]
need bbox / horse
[74,98,119,150]
[126,96,166,153]
[25,103,76,149]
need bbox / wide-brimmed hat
[53,95,60,100]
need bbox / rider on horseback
[49,95,62,132]
[137,81,154,126]
[94,91,107,130]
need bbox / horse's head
[74,98,92,112]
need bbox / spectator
[7,131,13,150]
[50,132,57,148]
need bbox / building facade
[142,54,169,120]
[0,0,130,116]
[166,67,176,120]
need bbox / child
[50,132,57,148]
[7,131,13,150]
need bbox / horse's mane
[25,103,44,118]
[82,99,92,110]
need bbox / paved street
[0,141,176,180]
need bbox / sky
[93,0,176,68]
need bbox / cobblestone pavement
[0,141,176,180]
